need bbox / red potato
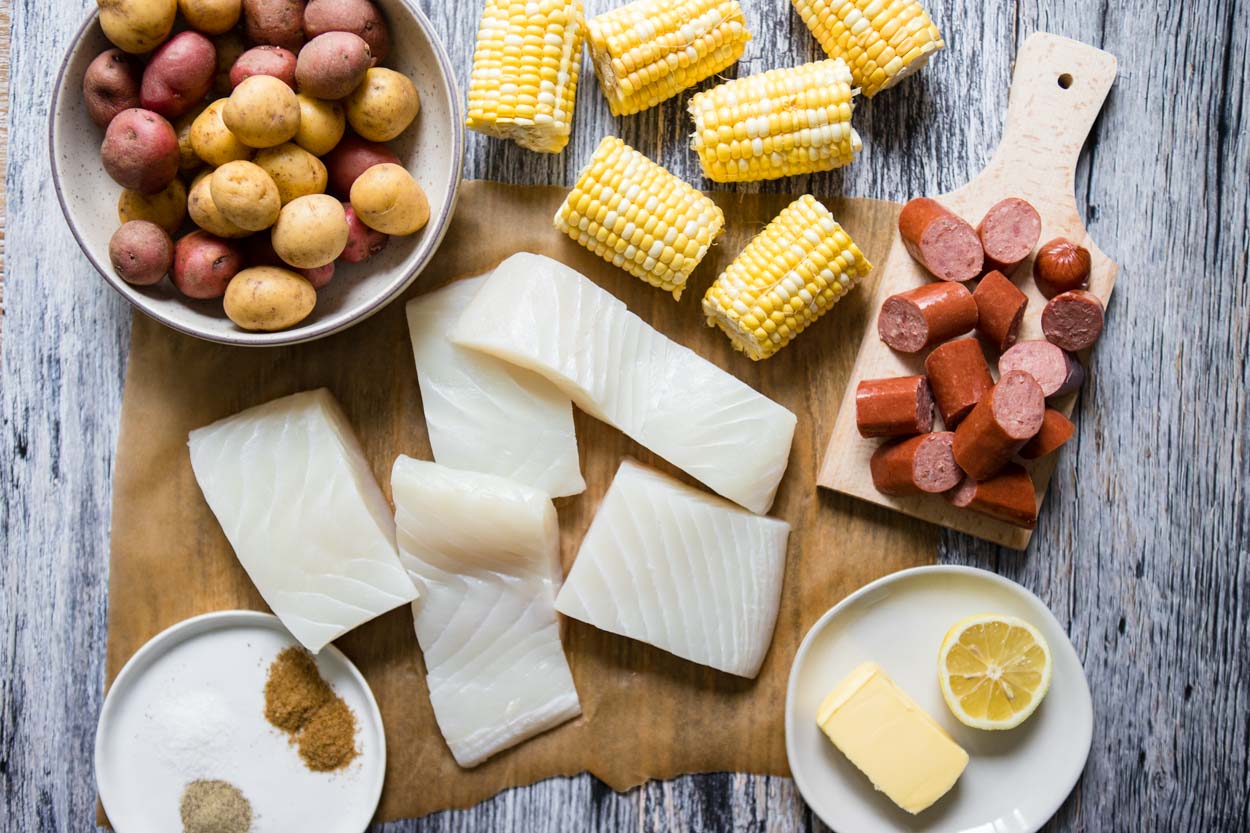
[230,45,298,88]
[173,230,243,298]
[109,220,174,285]
[101,108,180,194]
[339,202,388,262]
[296,32,372,99]
[141,31,218,120]
[301,261,335,288]
[323,133,399,196]
[83,49,142,128]
[243,0,306,51]
[304,0,390,63]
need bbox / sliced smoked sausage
[973,269,1027,352]
[999,340,1085,398]
[947,464,1038,528]
[855,375,934,438]
[924,338,994,428]
[1019,409,1075,460]
[878,282,978,353]
[898,197,984,283]
[1042,289,1105,352]
[1033,237,1091,298]
[870,432,962,496]
[976,197,1041,275]
[952,370,1046,480]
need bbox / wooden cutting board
[105,181,934,823]
[818,33,1120,549]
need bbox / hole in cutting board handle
[1058,72,1074,89]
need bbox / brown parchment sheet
[103,180,936,823]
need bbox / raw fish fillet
[555,459,790,678]
[390,456,581,767]
[451,252,797,514]
[188,389,418,653]
[406,274,584,498]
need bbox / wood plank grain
[1,0,1247,831]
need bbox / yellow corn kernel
[465,0,585,153]
[703,195,871,359]
[790,0,944,97]
[688,60,861,183]
[586,0,751,116]
[555,136,724,299]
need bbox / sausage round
[1033,237,1091,297]
[855,375,934,438]
[923,338,994,428]
[898,197,984,283]
[1018,408,1075,460]
[947,464,1038,528]
[877,282,978,353]
[999,340,1085,398]
[972,269,1027,352]
[1042,289,1105,352]
[952,370,1045,480]
[976,197,1041,275]
[870,432,962,496]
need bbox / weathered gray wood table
[2,0,1247,830]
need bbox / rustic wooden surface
[1,0,1247,831]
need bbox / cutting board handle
[962,33,1118,215]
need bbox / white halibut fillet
[555,459,790,678]
[188,389,418,653]
[390,456,581,767]
[451,252,797,514]
[406,275,585,498]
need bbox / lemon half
[938,613,1053,730]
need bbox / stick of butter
[817,661,969,814]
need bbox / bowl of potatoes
[51,0,463,345]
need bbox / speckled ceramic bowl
[50,1,463,346]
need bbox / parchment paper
[103,180,935,822]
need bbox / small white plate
[96,611,386,832]
[785,565,1092,833]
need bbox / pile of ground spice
[263,646,359,772]
[180,779,252,833]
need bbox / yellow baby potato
[254,143,328,205]
[349,163,429,236]
[99,0,177,54]
[224,266,316,331]
[271,194,349,268]
[187,170,250,238]
[294,95,346,157]
[210,160,281,231]
[223,75,301,148]
[118,178,188,235]
[190,99,253,167]
[344,68,419,142]
[177,0,241,34]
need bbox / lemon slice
[938,613,1053,730]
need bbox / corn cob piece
[585,0,751,117]
[790,0,945,98]
[703,195,871,359]
[555,136,724,299]
[688,60,861,183]
[465,0,585,153]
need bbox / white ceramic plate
[95,611,386,832]
[50,0,464,346]
[785,565,1092,833]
